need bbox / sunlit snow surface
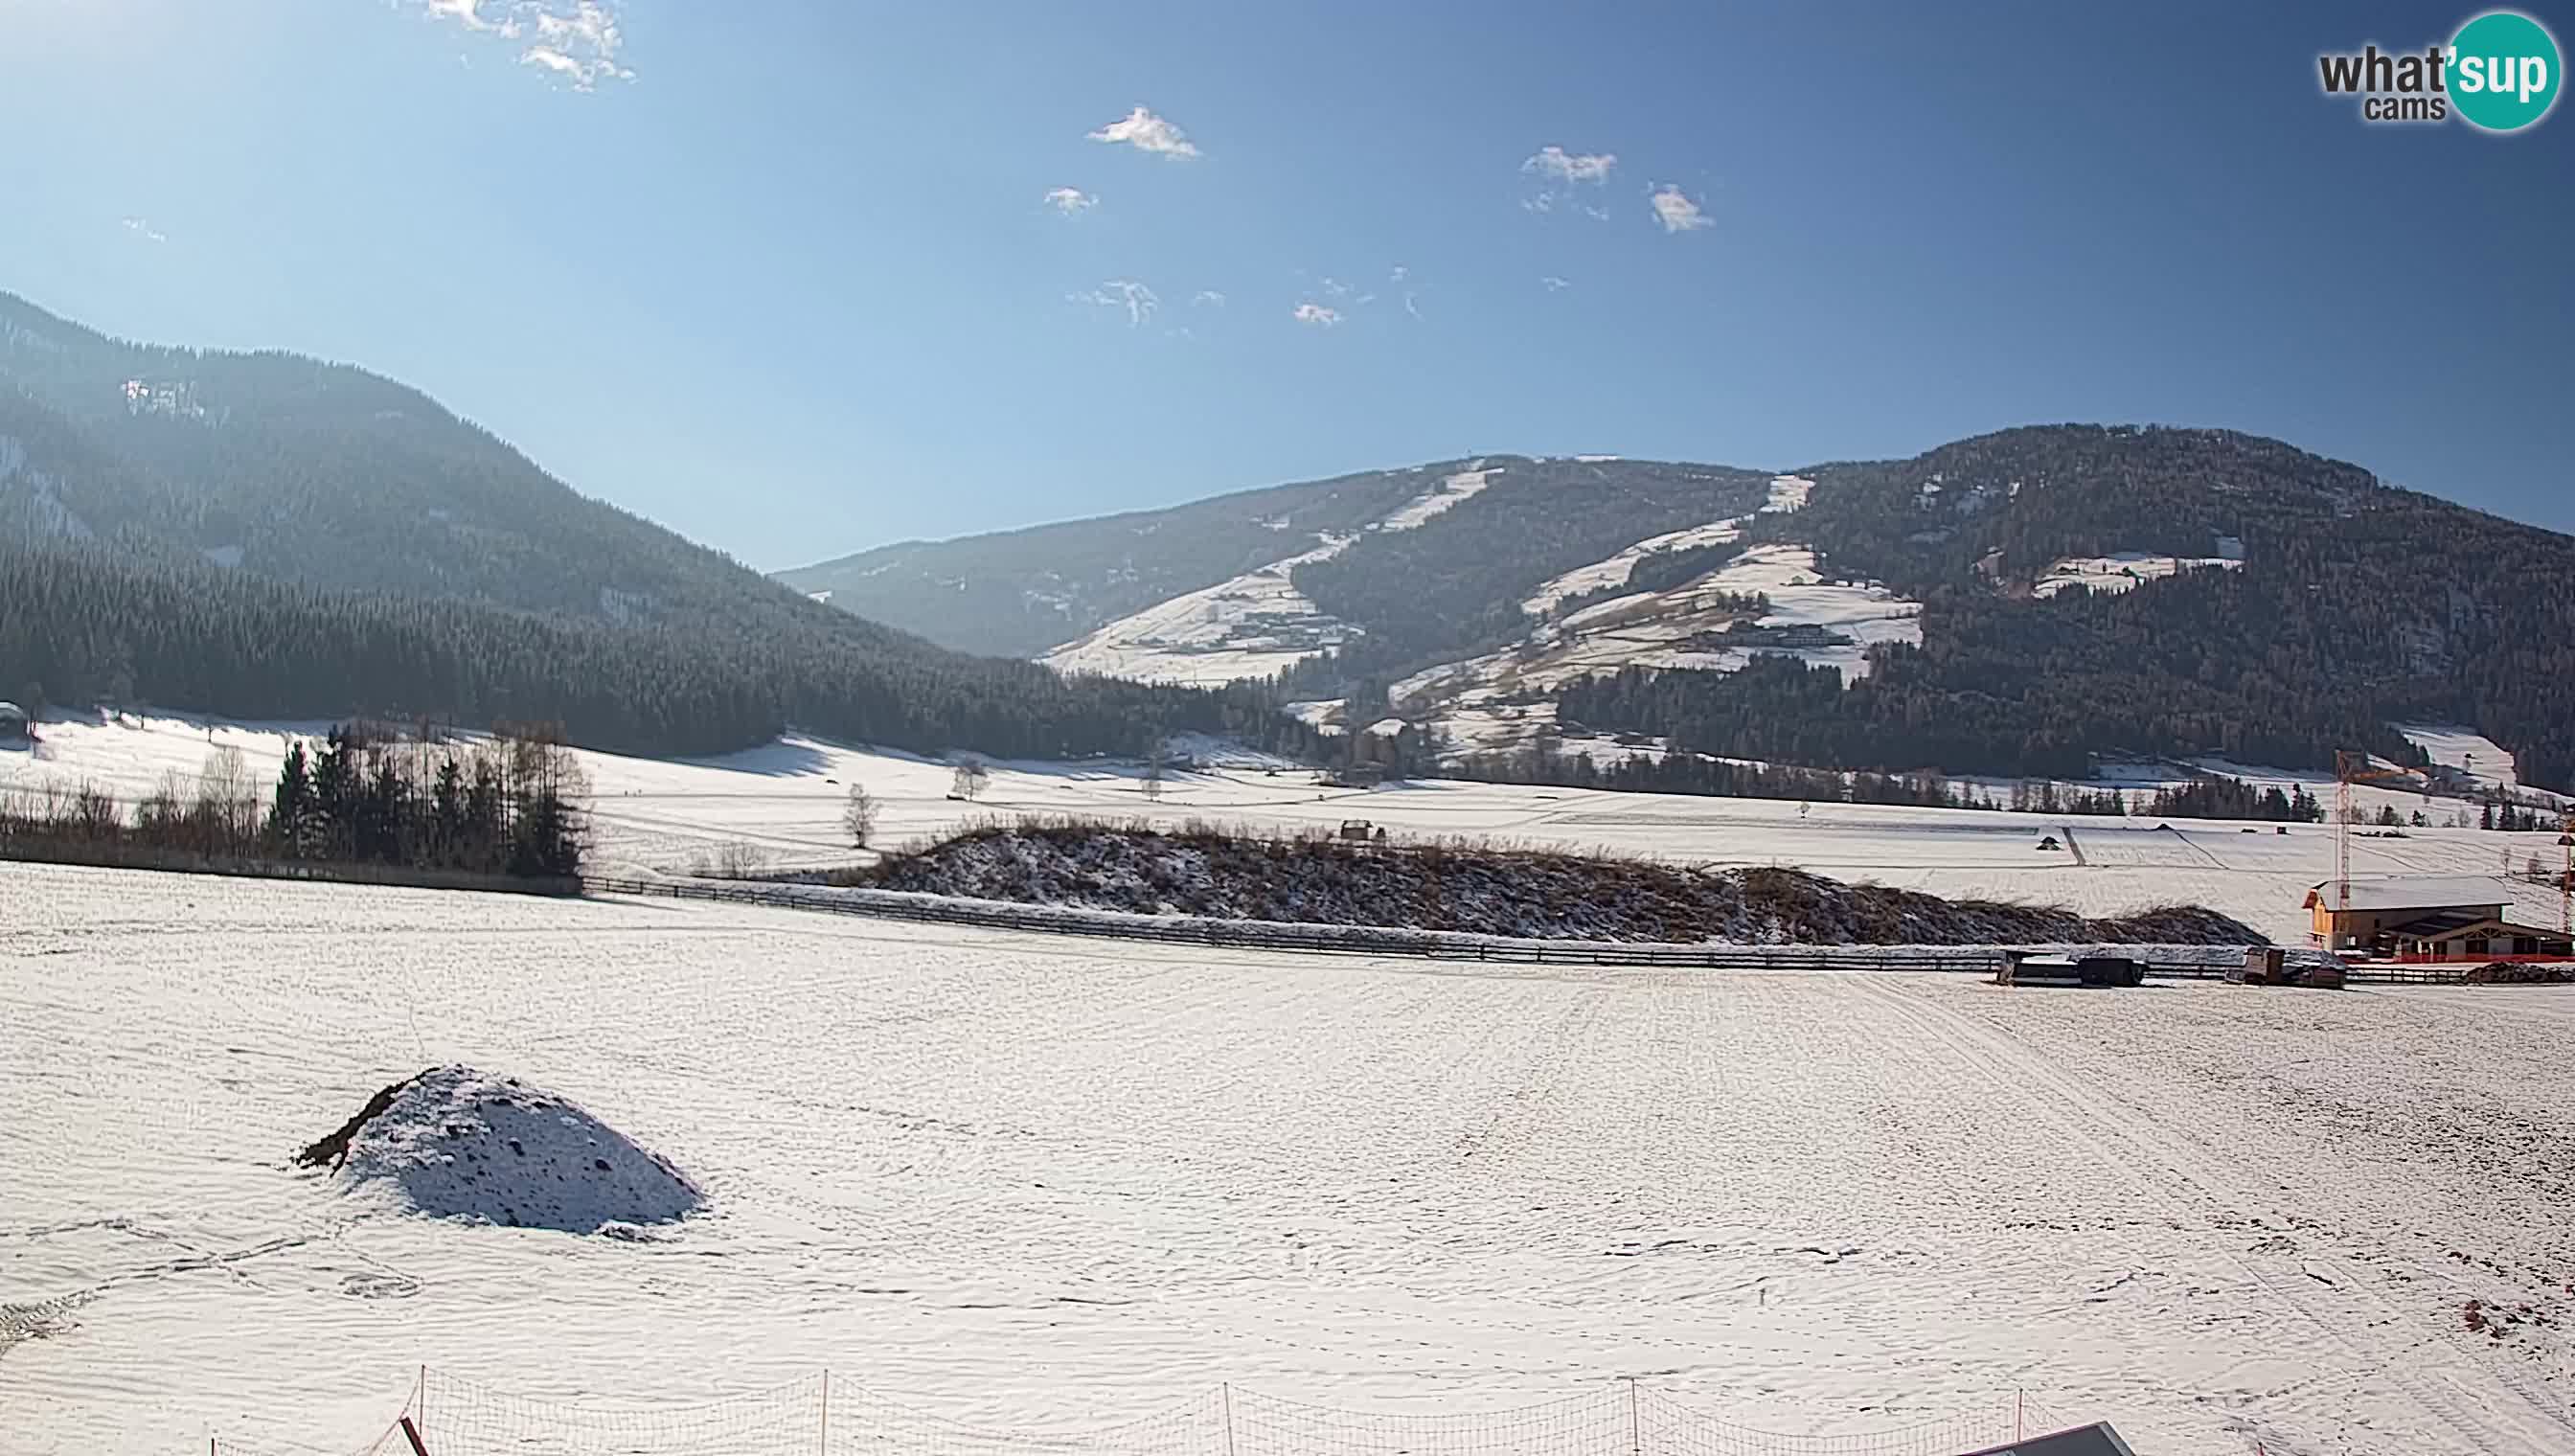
[8,864,2575,1456]
[2031,543,2245,599]
[3,708,2568,943]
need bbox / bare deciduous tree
[842,782,879,847]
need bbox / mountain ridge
[0,289,1308,762]
[784,425,2575,791]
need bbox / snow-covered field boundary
[0,836,581,896]
[586,875,2421,979]
[273,1365,2088,1456]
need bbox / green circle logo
[2450,11,2562,131]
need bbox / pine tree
[269,742,312,857]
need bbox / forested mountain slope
[0,291,849,628]
[786,456,1775,671]
[786,423,2575,792]
[0,292,1302,760]
[776,466,1437,658]
[1574,425,2575,788]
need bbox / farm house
[2303,876,2570,960]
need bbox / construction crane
[2559,810,2573,938]
[2334,749,2427,944]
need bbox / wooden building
[2303,876,2570,959]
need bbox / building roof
[2386,910,2498,937]
[2303,876,2508,913]
[2386,911,2568,942]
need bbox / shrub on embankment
[846,817,2263,945]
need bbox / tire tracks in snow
[1850,975,2574,1454]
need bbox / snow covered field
[2031,544,2245,600]
[5,710,2568,945]
[8,863,2575,1456]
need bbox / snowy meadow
[7,863,2575,1456]
[3,709,2567,947]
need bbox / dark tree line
[1,720,586,878]
[2138,777,2325,822]
[265,724,582,876]
[1,540,1335,762]
[1447,729,2009,809]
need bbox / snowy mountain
[786,427,2575,792]
[0,289,786,627]
[0,290,1305,762]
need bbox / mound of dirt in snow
[2464,961,2575,985]
[298,1067,702,1234]
[859,821,2267,945]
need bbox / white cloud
[1192,290,1227,307]
[1390,264,1408,283]
[1521,149,1623,223]
[1650,183,1712,234]
[1043,187,1098,216]
[416,1,631,88]
[1402,290,1423,320]
[1523,146,1616,185]
[1088,105,1200,159]
[1321,276,1351,298]
[1291,303,1342,328]
[424,0,514,34]
[120,216,168,244]
[1540,275,1571,291]
[1068,280,1159,328]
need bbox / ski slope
[1039,466,1503,687]
[1519,474,1814,616]
[5,708,2568,944]
[1393,476,1912,752]
[1037,533,1359,686]
[7,863,2575,1456]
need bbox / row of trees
[2137,778,2326,822]
[266,723,584,876]
[1430,726,2403,828]
[0,721,586,878]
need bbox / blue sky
[2,1,2569,569]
